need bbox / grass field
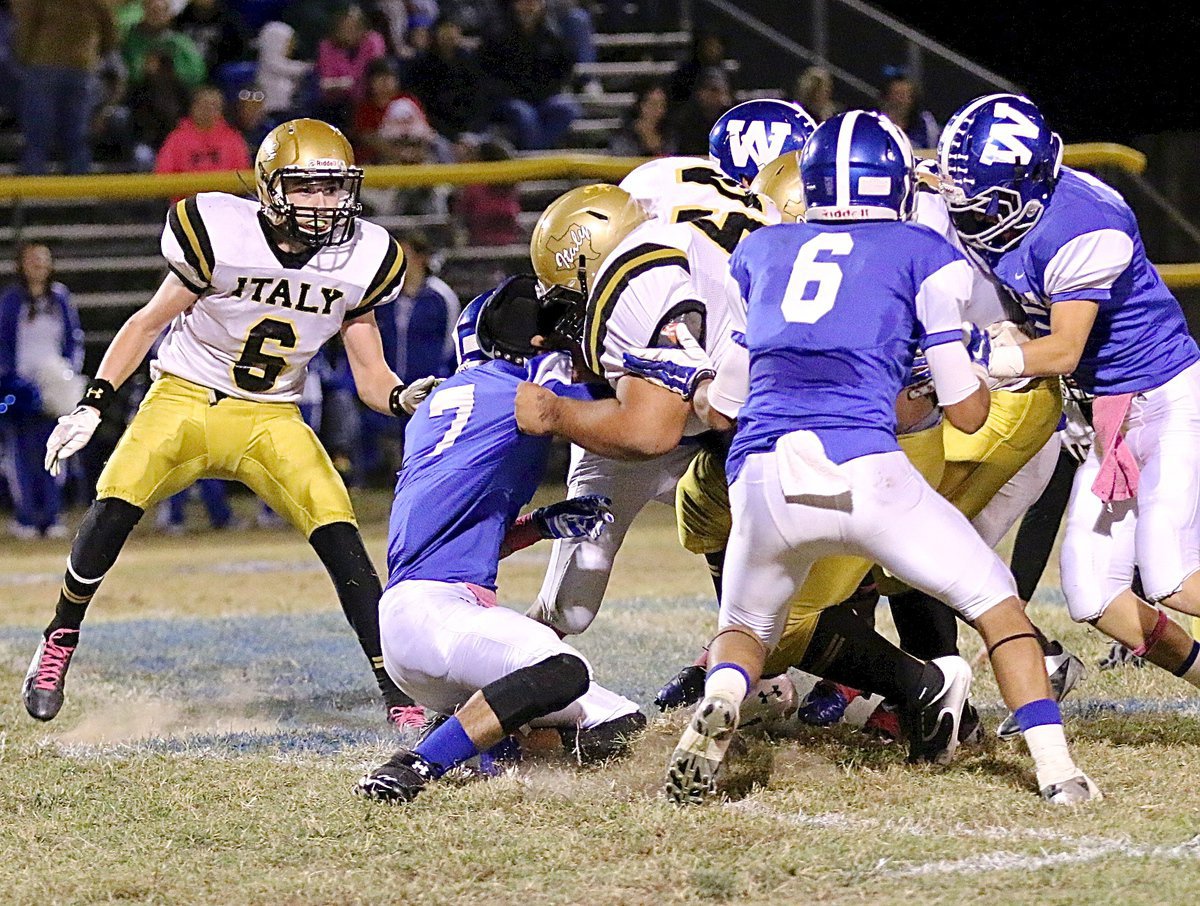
[3,488,1200,905]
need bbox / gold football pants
[97,374,356,537]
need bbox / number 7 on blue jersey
[427,384,476,456]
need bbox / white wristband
[988,344,1025,379]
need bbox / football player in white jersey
[24,119,435,727]
[517,102,817,639]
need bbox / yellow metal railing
[2,144,1197,289]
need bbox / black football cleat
[22,628,79,721]
[354,749,436,803]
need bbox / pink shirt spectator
[154,115,251,175]
[316,30,387,105]
[456,183,522,246]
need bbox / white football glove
[1059,396,1094,463]
[395,376,443,415]
[621,323,715,401]
[44,405,102,476]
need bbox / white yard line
[729,800,1200,876]
[882,835,1200,877]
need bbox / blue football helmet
[937,93,1063,254]
[708,99,817,186]
[800,111,916,222]
[454,287,493,370]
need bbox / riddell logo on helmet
[306,158,344,169]
[818,207,877,219]
[551,224,595,271]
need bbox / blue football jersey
[385,353,589,590]
[727,220,970,482]
[990,168,1199,395]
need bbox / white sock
[1024,723,1080,789]
[705,664,750,706]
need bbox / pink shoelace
[387,704,427,729]
[34,630,76,691]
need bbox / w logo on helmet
[979,102,1039,166]
[726,120,793,169]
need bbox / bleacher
[0,22,772,370]
[0,29,656,360]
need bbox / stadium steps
[6,23,770,355]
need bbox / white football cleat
[665,695,739,805]
[740,673,798,727]
[1041,773,1103,805]
[905,655,972,765]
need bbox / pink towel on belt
[1090,392,1139,502]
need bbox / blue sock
[414,716,479,777]
[1013,698,1062,732]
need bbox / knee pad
[482,653,590,735]
[559,710,647,764]
[70,497,144,580]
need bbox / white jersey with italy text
[155,192,406,402]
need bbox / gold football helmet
[529,184,649,333]
[255,118,364,246]
[750,151,805,222]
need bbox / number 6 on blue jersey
[780,233,854,324]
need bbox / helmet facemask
[263,166,364,247]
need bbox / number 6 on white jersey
[780,233,854,324]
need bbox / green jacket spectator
[123,0,206,88]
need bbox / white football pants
[1060,361,1200,621]
[532,442,699,634]
[380,579,640,727]
[722,448,1017,648]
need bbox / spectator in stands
[232,87,272,150]
[123,0,207,89]
[407,14,491,140]
[667,29,729,108]
[369,95,453,214]
[12,0,118,174]
[0,243,83,539]
[550,0,596,90]
[478,0,579,150]
[794,65,842,123]
[668,65,731,155]
[876,68,938,150]
[455,137,522,246]
[316,4,388,129]
[360,230,459,480]
[128,48,192,160]
[89,53,138,168]
[608,82,669,157]
[175,0,252,75]
[256,20,312,121]
[154,84,251,175]
[352,57,422,164]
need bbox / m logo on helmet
[980,102,1039,166]
[550,224,596,272]
[726,120,793,169]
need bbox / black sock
[704,550,725,600]
[308,521,404,701]
[888,589,960,660]
[47,498,143,636]
[799,602,929,709]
